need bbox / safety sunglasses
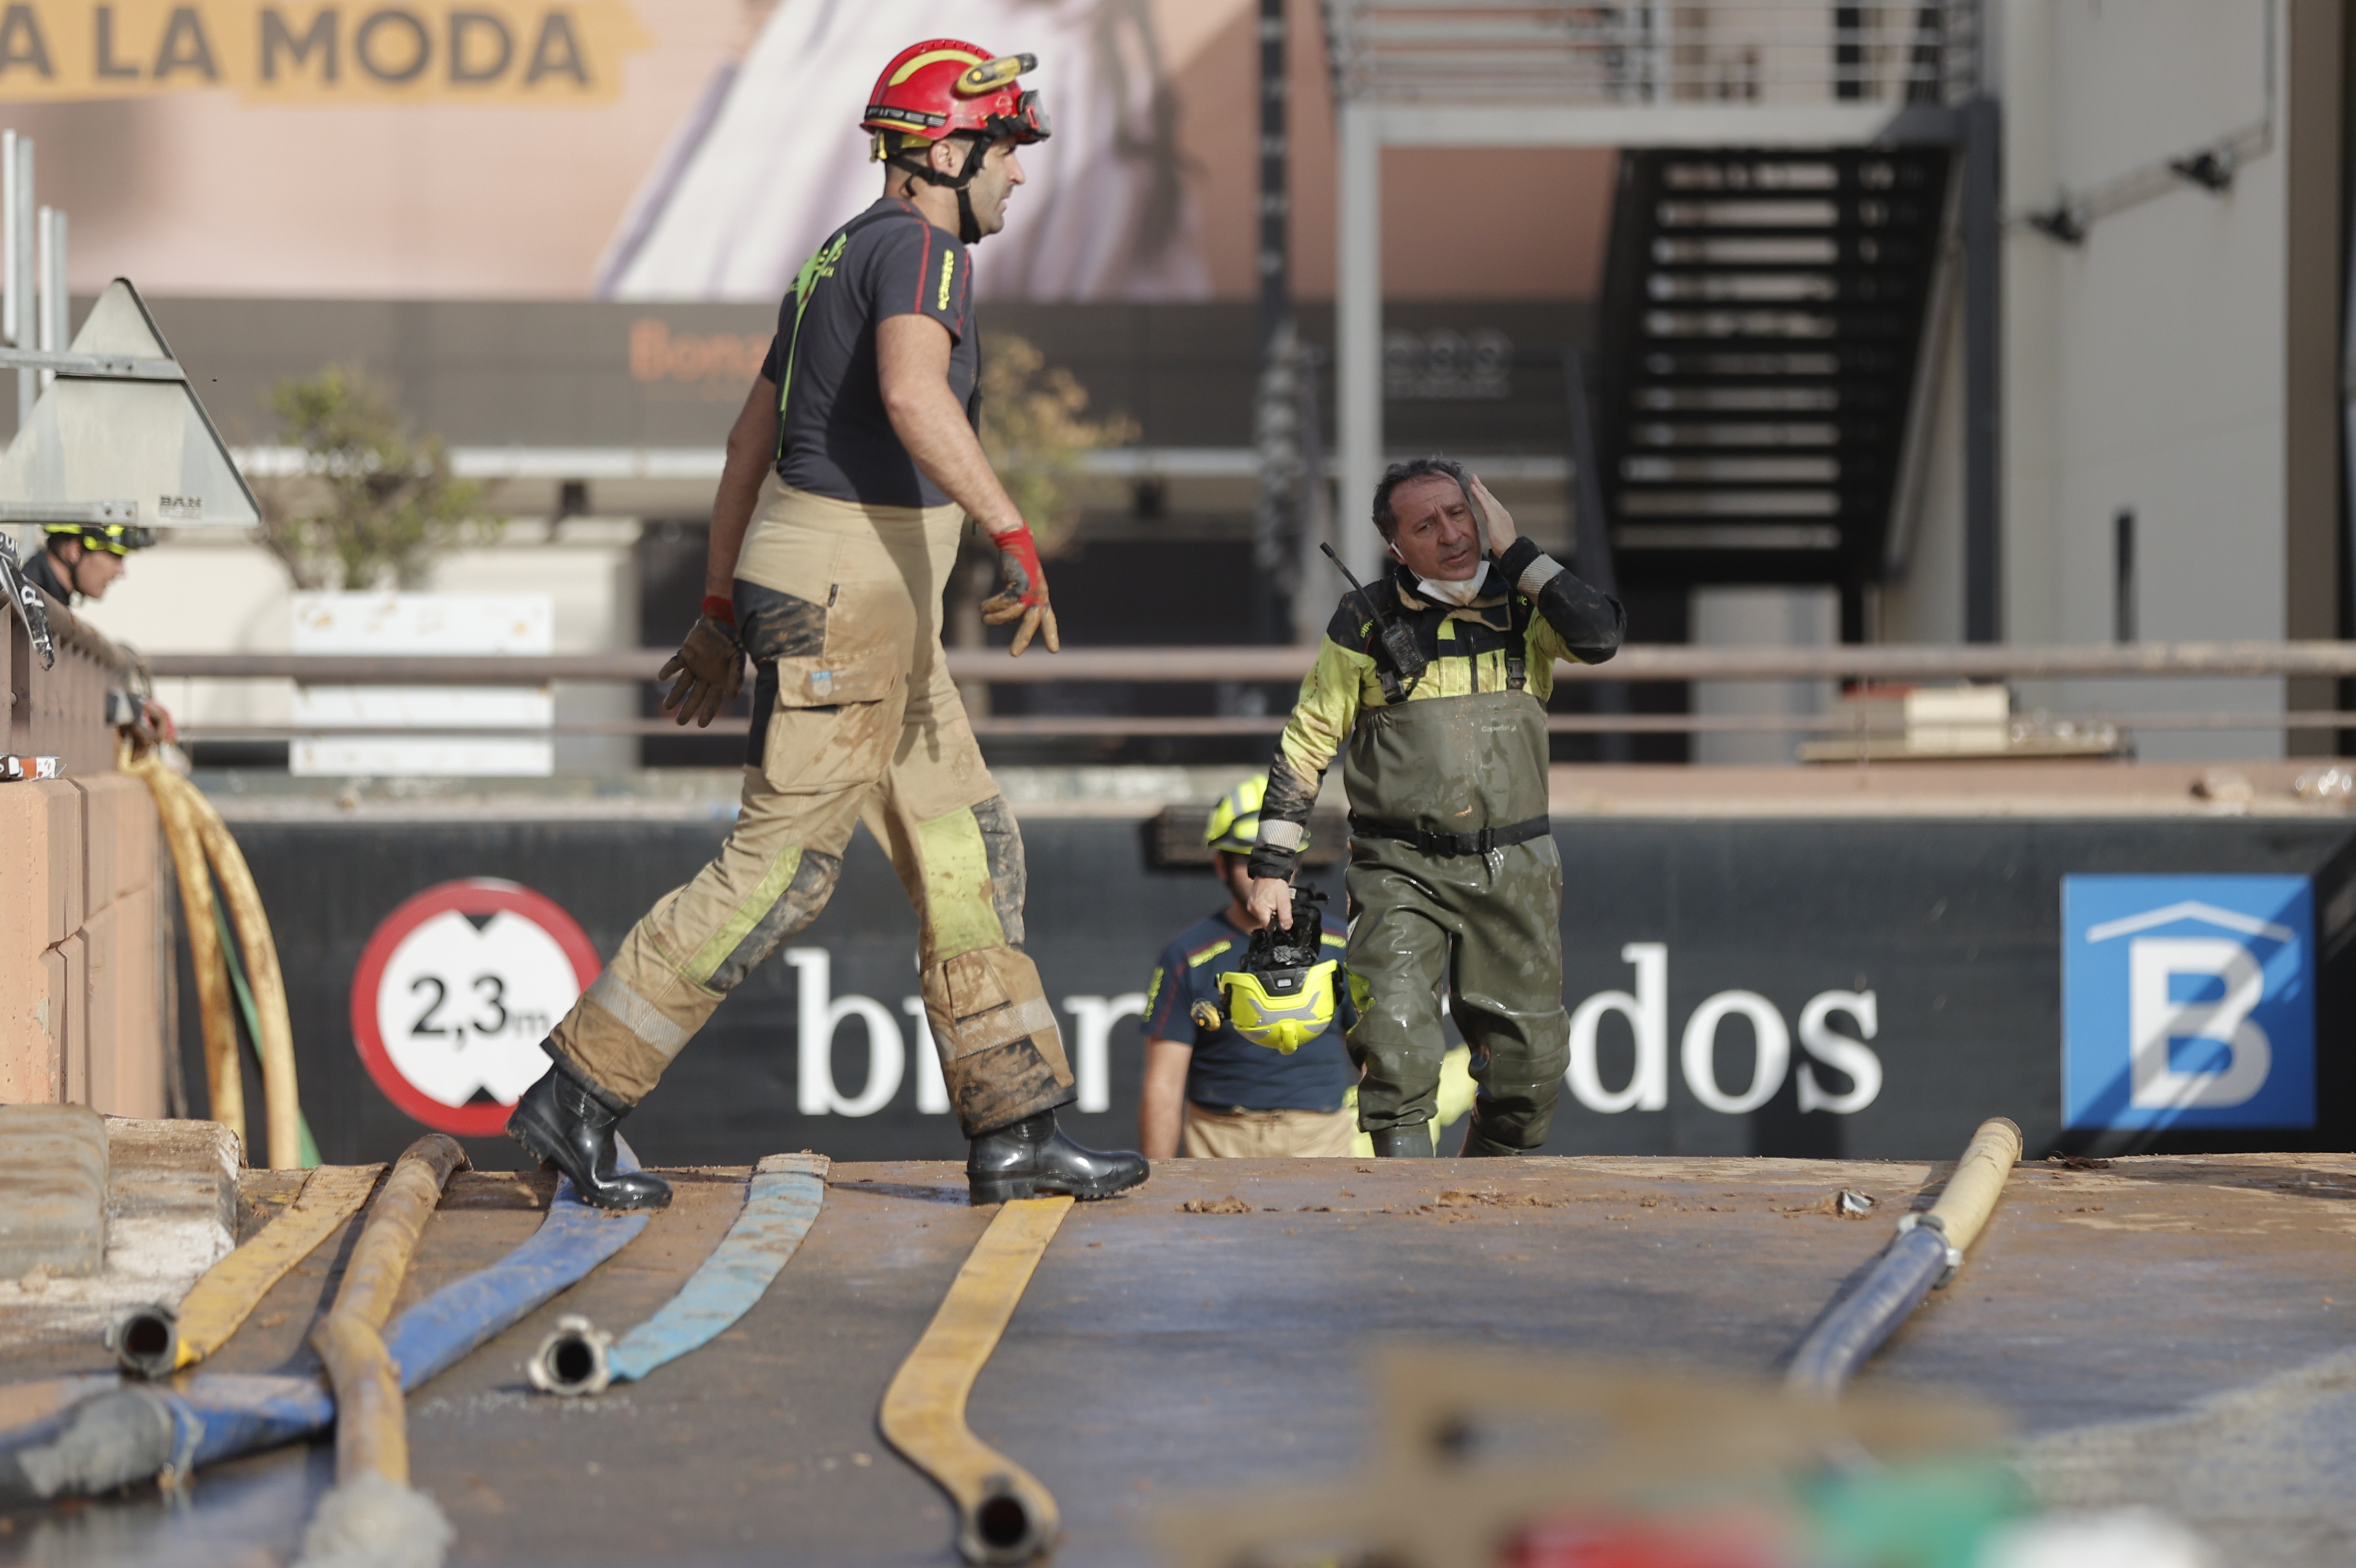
[989,92,1052,145]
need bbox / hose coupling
[1894,1211,1965,1285]
[107,1305,178,1379]
[526,1313,615,1398]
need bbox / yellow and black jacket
[1247,537,1623,879]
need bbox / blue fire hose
[0,1163,653,1503]
[528,1153,829,1397]
[1782,1223,1957,1398]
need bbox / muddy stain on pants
[1344,836,1569,1148]
[546,484,1074,1137]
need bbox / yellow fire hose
[110,1164,387,1377]
[293,1135,466,1566]
[185,782,305,1171]
[311,1135,467,1488]
[1921,1115,2024,1254]
[118,738,306,1170]
[881,1196,1073,1565]
[120,741,243,1148]
[1785,1117,2024,1398]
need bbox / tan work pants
[547,485,1074,1136]
[1180,1102,1357,1159]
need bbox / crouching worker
[506,39,1147,1209]
[1246,460,1624,1156]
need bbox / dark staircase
[1585,146,1954,629]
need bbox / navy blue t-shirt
[759,198,977,509]
[1140,911,1356,1114]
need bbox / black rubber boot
[967,1112,1149,1204]
[1457,1118,1522,1157]
[1369,1126,1434,1157]
[506,1057,673,1211]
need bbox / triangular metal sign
[0,278,260,528]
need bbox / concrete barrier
[0,774,167,1118]
[0,1105,108,1277]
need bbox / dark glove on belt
[658,612,744,728]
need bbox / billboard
[0,0,1608,306]
[203,810,2356,1170]
[0,0,1239,302]
[600,0,1208,302]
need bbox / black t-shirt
[23,546,67,602]
[758,197,977,510]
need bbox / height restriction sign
[351,879,600,1137]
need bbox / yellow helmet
[1204,777,1265,856]
[44,523,156,556]
[1205,775,1310,858]
[1217,958,1340,1054]
[1214,885,1338,1053]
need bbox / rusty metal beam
[171,709,2356,744]
[143,641,2356,688]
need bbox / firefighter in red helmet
[510,42,1151,1209]
[865,45,1052,244]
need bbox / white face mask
[1406,561,1496,608]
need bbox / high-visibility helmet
[1205,777,1267,856]
[44,523,156,556]
[862,41,1052,152]
[1215,886,1339,1054]
[1217,958,1341,1055]
[1205,775,1311,858]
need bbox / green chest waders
[1338,688,1571,1153]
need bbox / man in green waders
[1245,458,1623,1156]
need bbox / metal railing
[141,641,2356,745]
[1327,1,1981,107]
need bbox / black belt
[1349,814,1551,857]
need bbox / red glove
[980,523,1059,657]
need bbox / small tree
[251,366,501,591]
[978,334,1137,555]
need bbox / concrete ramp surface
[0,1153,2349,1566]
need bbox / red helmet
[862,41,1051,148]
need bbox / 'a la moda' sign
[351,878,599,1136]
[0,3,649,104]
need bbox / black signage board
[117,297,1590,455]
[185,814,2356,1171]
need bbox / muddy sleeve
[1497,537,1624,665]
[1248,608,1373,881]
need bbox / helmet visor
[991,90,1051,144]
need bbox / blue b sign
[2062,875,2315,1130]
